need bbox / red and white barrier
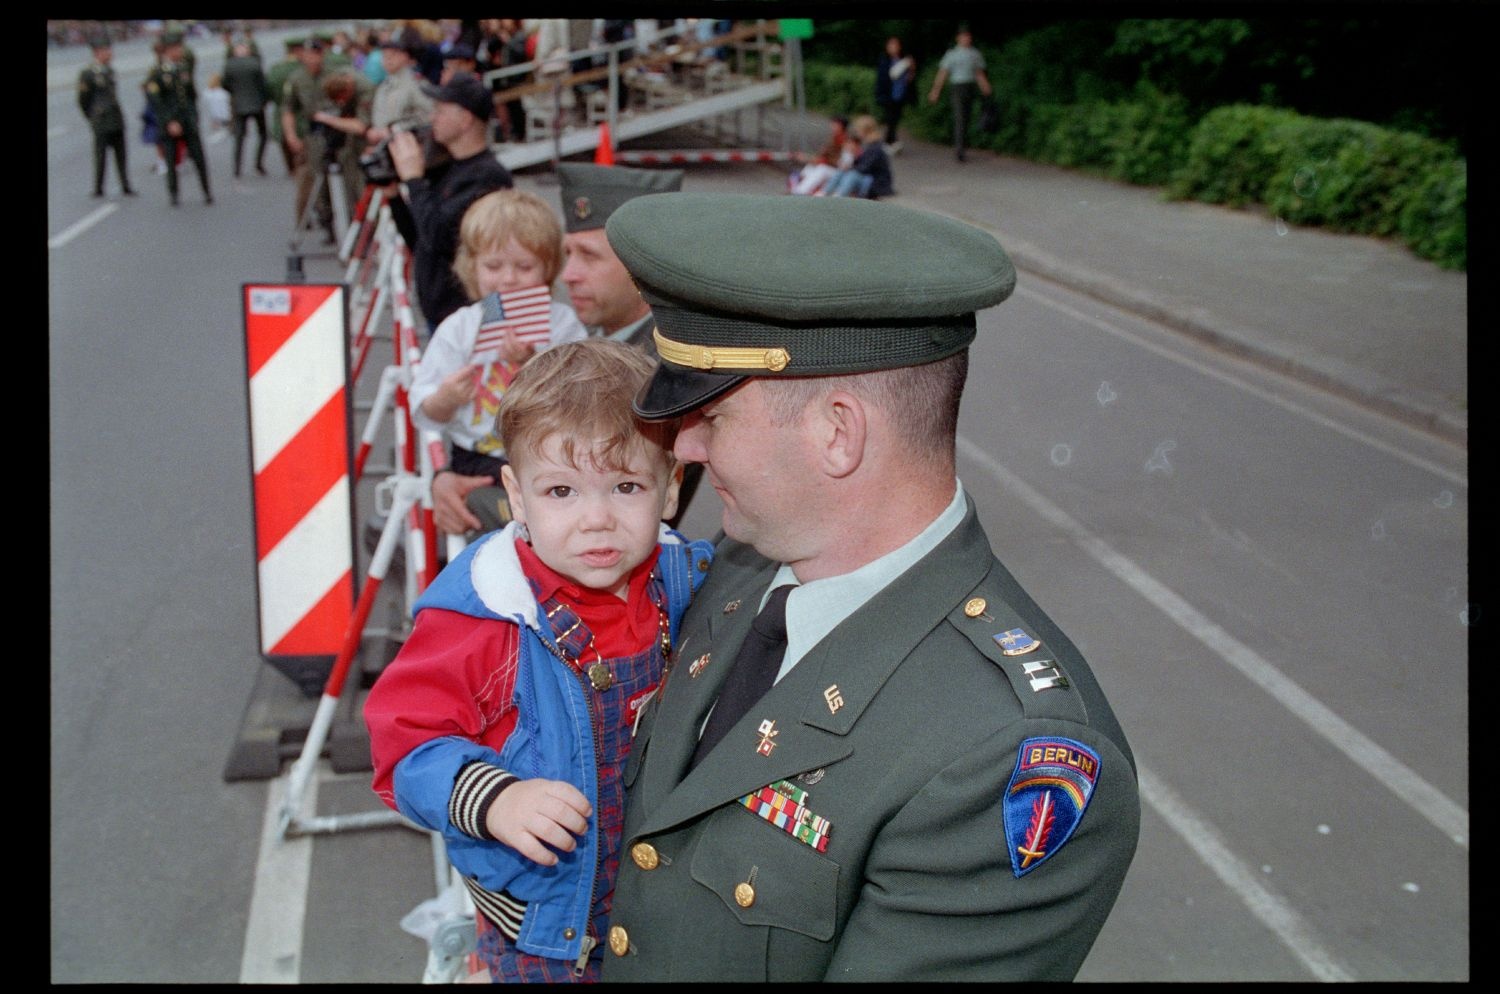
[614,148,794,164]
[243,284,354,660]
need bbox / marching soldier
[144,27,213,206]
[77,34,135,198]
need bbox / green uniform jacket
[144,60,198,131]
[604,498,1140,981]
[265,56,300,141]
[282,65,326,142]
[77,62,124,135]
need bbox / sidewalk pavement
[803,119,1468,448]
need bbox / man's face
[430,100,476,148]
[673,380,819,562]
[164,43,185,63]
[297,47,323,73]
[94,46,112,65]
[383,47,410,72]
[561,228,647,332]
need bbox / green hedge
[801,61,1466,270]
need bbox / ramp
[481,20,796,173]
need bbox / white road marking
[1138,763,1356,982]
[240,770,320,983]
[957,435,1469,850]
[48,203,117,249]
[1016,282,1467,487]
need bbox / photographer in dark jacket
[388,72,513,332]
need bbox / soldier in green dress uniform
[144,28,212,206]
[77,35,135,198]
[597,194,1141,981]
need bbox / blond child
[202,72,232,143]
[365,339,712,982]
[409,188,589,539]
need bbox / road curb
[986,228,1467,449]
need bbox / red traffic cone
[594,123,614,166]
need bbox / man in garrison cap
[427,161,689,539]
[599,194,1140,981]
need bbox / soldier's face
[561,229,646,332]
[94,46,112,64]
[675,381,822,565]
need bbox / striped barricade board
[242,283,356,692]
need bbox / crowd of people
[71,19,1140,985]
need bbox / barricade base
[223,633,404,782]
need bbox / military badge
[738,779,831,852]
[573,196,592,220]
[688,652,711,678]
[755,718,779,756]
[1003,737,1100,878]
[994,627,1041,655]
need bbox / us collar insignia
[994,627,1041,656]
[1003,737,1100,877]
[573,196,592,220]
[738,779,831,853]
[688,652,711,678]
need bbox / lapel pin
[823,684,844,714]
[688,653,711,678]
[756,718,779,756]
[723,599,742,614]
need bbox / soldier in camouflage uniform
[77,35,135,198]
[144,28,213,206]
[265,38,302,177]
[282,38,337,240]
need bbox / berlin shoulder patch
[1003,736,1101,877]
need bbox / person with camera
[365,27,432,147]
[307,70,375,224]
[387,71,513,333]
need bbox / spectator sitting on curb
[823,114,895,200]
[788,114,850,196]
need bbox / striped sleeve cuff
[449,761,518,841]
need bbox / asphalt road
[49,28,1468,983]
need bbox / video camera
[359,122,436,186]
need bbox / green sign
[778,19,814,40]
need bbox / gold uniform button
[608,925,630,956]
[964,597,987,618]
[734,882,756,908]
[562,927,576,940]
[630,842,660,871]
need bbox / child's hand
[438,363,482,407]
[499,328,536,366]
[485,778,592,866]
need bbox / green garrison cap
[608,193,1017,419]
[557,162,685,234]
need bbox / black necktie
[688,584,795,771]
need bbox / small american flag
[471,285,552,361]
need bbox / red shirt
[366,539,663,807]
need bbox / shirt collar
[766,479,968,682]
